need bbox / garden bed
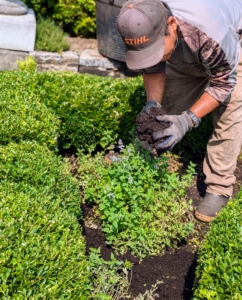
[2,69,241,298]
[62,150,241,299]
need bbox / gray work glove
[153,112,193,151]
[141,100,162,114]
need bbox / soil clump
[136,107,169,152]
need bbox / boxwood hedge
[0,141,91,298]
[193,194,242,299]
[0,72,60,150]
[0,70,145,152]
[0,69,213,157]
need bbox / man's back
[166,0,242,71]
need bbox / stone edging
[0,40,138,78]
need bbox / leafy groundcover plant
[78,142,195,258]
[193,192,242,300]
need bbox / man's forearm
[143,73,166,103]
[189,92,220,119]
[143,73,220,119]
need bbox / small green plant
[78,142,195,258]
[17,56,37,72]
[35,17,70,53]
[89,248,131,299]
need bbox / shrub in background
[34,72,145,151]
[193,193,242,300]
[0,141,91,298]
[21,0,52,16]
[22,0,96,38]
[53,0,96,38]
[35,17,70,53]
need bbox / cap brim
[125,35,165,70]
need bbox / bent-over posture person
[117,0,242,222]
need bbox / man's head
[117,0,178,70]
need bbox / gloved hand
[153,111,193,151]
[141,100,162,114]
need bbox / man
[117,0,242,222]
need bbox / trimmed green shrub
[78,144,195,258]
[22,0,96,38]
[0,71,60,150]
[0,71,145,152]
[0,141,91,298]
[35,17,70,53]
[0,182,91,299]
[0,141,80,215]
[0,70,213,156]
[193,193,242,300]
[34,72,145,151]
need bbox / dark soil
[64,145,242,299]
[81,176,206,300]
[136,107,169,152]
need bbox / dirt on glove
[136,107,170,151]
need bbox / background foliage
[22,0,96,38]
[35,17,70,53]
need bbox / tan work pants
[162,52,242,197]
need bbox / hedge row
[0,72,60,150]
[0,141,91,298]
[0,70,145,152]
[193,194,242,299]
[0,69,212,157]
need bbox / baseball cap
[117,0,167,70]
